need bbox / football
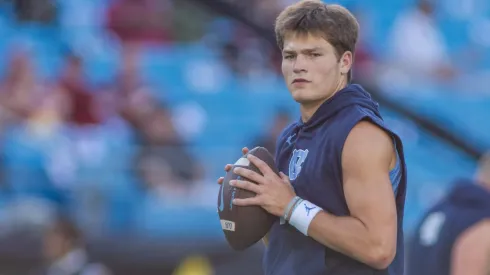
[217,147,279,251]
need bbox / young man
[218,1,407,274]
[407,153,490,275]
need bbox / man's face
[281,32,350,106]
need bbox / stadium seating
[0,0,487,240]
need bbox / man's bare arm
[306,121,398,269]
[451,219,490,275]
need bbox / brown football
[217,147,279,251]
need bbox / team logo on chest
[288,149,309,181]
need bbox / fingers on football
[279,172,290,182]
[247,154,272,175]
[224,164,232,172]
[233,196,261,206]
[217,177,224,185]
[234,167,263,184]
[230,179,261,194]
[242,147,249,155]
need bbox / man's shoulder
[341,121,397,175]
[451,219,490,269]
[457,219,490,243]
[326,104,386,137]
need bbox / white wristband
[288,200,322,236]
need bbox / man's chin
[291,93,314,104]
[291,91,306,102]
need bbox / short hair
[275,0,360,81]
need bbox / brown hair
[275,0,359,81]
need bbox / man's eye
[284,55,294,60]
[312,53,322,57]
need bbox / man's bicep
[342,121,398,249]
[451,220,490,275]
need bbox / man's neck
[300,101,324,123]
[300,80,348,123]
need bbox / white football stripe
[234,157,250,167]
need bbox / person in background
[58,53,100,126]
[387,0,457,82]
[12,0,57,24]
[0,47,44,124]
[106,0,173,45]
[407,152,490,275]
[114,44,160,131]
[32,216,112,275]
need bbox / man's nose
[293,55,308,74]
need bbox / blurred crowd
[0,0,211,255]
[0,0,488,274]
[0,0,306,237]
[0,0,488,240]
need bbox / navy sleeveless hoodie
[407,180,490,275]
[263,84,407,275]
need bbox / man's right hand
[217,147,249,185]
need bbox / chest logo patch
[288,149,309,181]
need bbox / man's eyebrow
[282,47,323,54]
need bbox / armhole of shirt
[389,136,402,195]
[355,109,402,195]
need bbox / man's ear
[340,51,353,75]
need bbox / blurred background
[0,0,487,274]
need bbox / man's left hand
[230,154,296,217]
